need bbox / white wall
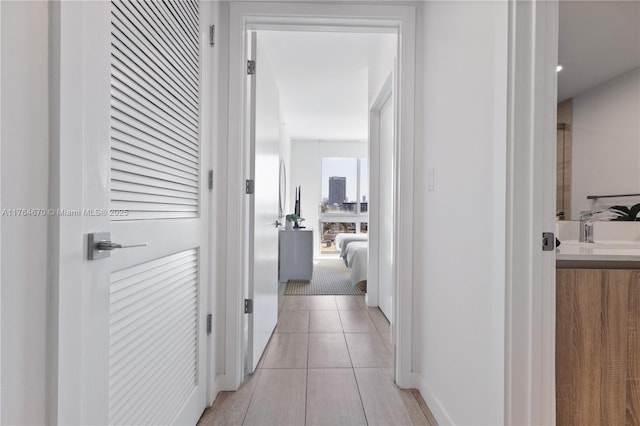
[412,1,508,424]
[290,140,367,256]
[571,68,640,218]
[0,1,50,424]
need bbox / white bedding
[344,241,368,285]
[336,234,368,268]
[335,233,368,253]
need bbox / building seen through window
[320,157,368,254]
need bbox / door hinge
[208,170,213,191]
[209,25,215,46]
[244,299,253,314]
[245,179,255,194]
[542,232,555,251]
[206,313,212,335]
[247,59,256,75]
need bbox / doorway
[248,27,396,376]
[221,2,417,392]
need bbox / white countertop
[556,240,640,268]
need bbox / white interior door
[379,94,394,320]
[108,1,208,423]
[245,32,279,373]
[58,1,208,424]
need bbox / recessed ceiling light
[556,65,563,72]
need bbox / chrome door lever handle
[273,220,282,227]
[88,232,148,260]
[97,241,148,251]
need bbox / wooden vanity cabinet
[556,268,640,425]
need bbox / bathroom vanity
[556,240,640,424]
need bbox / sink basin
[561,240,640,250]
[557,240,640,267]
[592,241,640,249]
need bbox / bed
[335,233,368,254]
[344,241,368,286]
[335,233,368,266]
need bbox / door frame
[222,2,416,390]
[504,0,558,424]
[367,72,394,310]
[49,3,112,422]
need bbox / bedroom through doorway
[253,30,397,322]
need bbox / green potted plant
[609,203,640,221]
[285,213,304,230]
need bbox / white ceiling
[257,5,639,133]
[558,0,640,101]
[258,31,396,141]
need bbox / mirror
[278,159,286,219]
[557,1,640,220]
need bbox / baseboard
[206,374,223,406]
[412,372,456,425]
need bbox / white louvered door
[55,0,208,423]
[106,1,207,424]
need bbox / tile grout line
[240,369,263,426]
[338,303,370,426]
[349,341,370,425]
[243,293,285,423]
[366,306,416,422]
[239,299,277,425]
[367,307,392,358]
[304,299,311,426]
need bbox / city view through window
[320,158,368,254]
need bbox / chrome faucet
[579,210,616,243]
[579,211,595,243]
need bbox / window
[319,157,368,254]
[320,222,355,254]
[320,157,368,215]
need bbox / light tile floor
[198,295,437,426]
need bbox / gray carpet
[285,259,365,295]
